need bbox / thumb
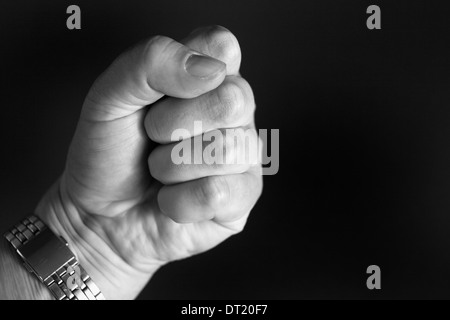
[82,36,227,122]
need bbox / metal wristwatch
[3,215,105,300]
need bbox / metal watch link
[3,215,105,300]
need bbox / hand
[36,25,262,299]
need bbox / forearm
[0,237,52,300]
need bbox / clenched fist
[35,26,263,299]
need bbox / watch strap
[4,215,105,300]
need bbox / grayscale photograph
[0,0,449,306]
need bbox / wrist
[35,175,157,299]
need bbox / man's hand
[36,26,262,299]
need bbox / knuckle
[203,25,241,64]
[196,176,230,208]
[212,80,246,125]
[142,35,176,73]
[223,127,258,166]
[144,35,171,55]
[142,35,175,92]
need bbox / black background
[1,0,450,299]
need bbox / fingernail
[185,54,225,78]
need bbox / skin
[0,25,262,300]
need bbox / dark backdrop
[1,0,450,299]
